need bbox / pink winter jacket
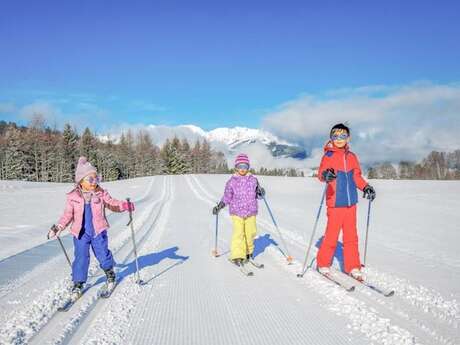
[57,186,125,237]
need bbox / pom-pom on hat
[75,156,97,183]
[234,153,250,168]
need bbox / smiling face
[80,172,98,192]
[330,129,350,149]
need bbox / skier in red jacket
[317,123,376,280]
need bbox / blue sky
[1,0,459,131]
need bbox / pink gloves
[122,201,135,212]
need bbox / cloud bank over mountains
[262,82,460,164]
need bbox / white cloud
[263,82,460,164]
[19,102,59,122]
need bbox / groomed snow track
[0,175,458,345]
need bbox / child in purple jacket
[213,154,265,267]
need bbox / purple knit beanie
[75,156,97,183]
[234,153,250,168]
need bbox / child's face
[235,163,249,176]
[331,129,350,149]
[80,172,98,191]
[237,168,249,176]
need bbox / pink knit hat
[234,153,250,167]
[75,156,97,183]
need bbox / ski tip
[385,290,395,297]
[347,286,356,292]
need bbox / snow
[0,175,459,345]
[206,127,292,147]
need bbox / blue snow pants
[72,203,114,283]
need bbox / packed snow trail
[116,176,365,345]
[0,175,459,345]
[190,174,460,345]
[0,176,159,344]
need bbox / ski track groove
[44,176,171,345]
[182,175,359,345]
[113,176,358,345]
[190,174,460,345]
[0,177,160,345]
[72,176,174,345]
[1,175,458,345]
[0,177,157,303]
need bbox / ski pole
[47,227,72,268]
[57,236,72,268]
[262,196,293,263]
[212,211,219,257]
[297,183,328,278]
[363,198,372,267]
[126,198,143,285]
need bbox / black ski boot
[71,282,84,301]
[104,268,116,293]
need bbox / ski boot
[104,268,116,291]
[317,266,331,275]
[350,268,364,282]
[71,282,84,301]
[246,254,264,269]
[231,258,244,267]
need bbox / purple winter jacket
[221,173,260,218]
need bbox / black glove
[212,201,226,215]
[322,168,336,182]
[363,185,376,201]
[256,185,266,199]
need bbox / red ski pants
[316,205,361,273]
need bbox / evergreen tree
[191,140,201,173]
[200,140,212,173]
[79,127,98,164]
[2,127,25,180]
[59,124,79,182]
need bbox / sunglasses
[331,133,349,141]
[235,163,250,170]
[83,175,101,184]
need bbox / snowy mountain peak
[206,127,291,148]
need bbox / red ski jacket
[318,141,368,208]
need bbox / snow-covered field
[0,175,459,345]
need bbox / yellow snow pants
[230,215,257,260]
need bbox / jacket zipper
[343,153,351,206]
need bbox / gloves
[212,201,225,215]
[322,168,336,182]
[122,201,135,212]
[47,224,63,239]
[256,185,266,199]
[363,185,376,201]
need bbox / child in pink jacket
[48,157,134,298]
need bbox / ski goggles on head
[331,133,349,141]
[82,175,101,184]
[235,163,250,170]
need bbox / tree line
[0,118,229,182]
[367,150,460,180]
